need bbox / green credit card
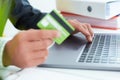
[37,10,75,45]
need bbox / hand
[68,19,94,42]
[3,29,60,68]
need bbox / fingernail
[92,34,94,38]
[89,37,93,42]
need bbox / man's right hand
[3,29,60,68]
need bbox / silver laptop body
[39,33,120,71]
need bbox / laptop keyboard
[78,34,120,64]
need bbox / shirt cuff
[0,37,11,68]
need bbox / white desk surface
[4,66,120,80]
[3,0,120,80]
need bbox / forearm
[9,0,46,30]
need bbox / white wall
[29,0,56,12]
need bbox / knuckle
[45,50,48,56]
[86,32,91,37]
[41,50,48,57]
[16,32,26,42]
[85,23,91,27]
[67,19,73,22]
[42,49,48,55]
[42,43,48,49]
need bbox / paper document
[62,12,120,30]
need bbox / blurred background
[29,0,56,12]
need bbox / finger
[27,39,53,50]
[31,49,48,59]
[68,19,88,34]
[68,20,91,38]
[23,30,61,41]
[73,21,94,37]
[18,30,60,41]
[84,23,94,37]
[32,57,46,66]
[43,39,54,48]
[23,58,46,68]
[81,23,93,42]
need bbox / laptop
[39,32,120,71]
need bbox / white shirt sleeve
[0,37,11,68]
